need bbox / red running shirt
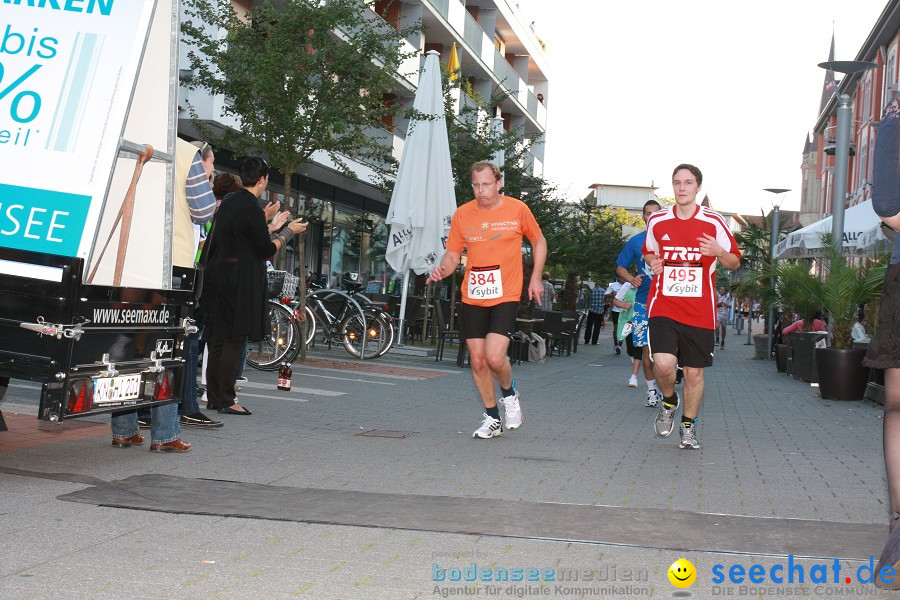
[642,205,741,329]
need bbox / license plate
[93,374,142,404]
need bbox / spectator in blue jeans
[118,139,219,447]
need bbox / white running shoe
[473,414,503,439]
[500,392,523,430]
[628,374,638,387]
[654,392,680,437]
[645,388,660,407]
[679,422,700,449]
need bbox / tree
[181,0,421,178]
[181,0,421,359]
[548,200,639,280]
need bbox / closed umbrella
[385,50,457,344]
[447,43,460,82]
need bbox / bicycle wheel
[341,310,393,359]
[246,301,295,370]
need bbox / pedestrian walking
[426,161,547,439]
[616,199,663,406]
[583,283,606,345]
[539,272,555,310]
[643,164,741,449]
[606,276,625,355]
[715,286,732,349]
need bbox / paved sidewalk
[0,320,893,599]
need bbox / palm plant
[746,243,885,349]
[732,211,799,331]
[815,245,885,349]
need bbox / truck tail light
[66,380,94,415]
[153,370,174,401]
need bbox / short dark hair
[672,163,702,185]
[643,199,661,212]
[240,157,269,187]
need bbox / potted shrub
[775,245,885,399]
[814,248,884,400]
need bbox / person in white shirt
[605,276,625,355]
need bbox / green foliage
[743,245,886,349]
[548,201,634,279]
[180,0,422,180]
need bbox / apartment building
[805,1,900,225]
[583,183,659,219]
[177,0,550,285]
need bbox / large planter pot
[774,344,787,373]
[815,347,869,401]
[753,334,769,359]
[787,332,825,383]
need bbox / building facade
[584,183,659,218]
[807,2,900,226]
[178,0,550,288]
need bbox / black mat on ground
[58,474,882,560]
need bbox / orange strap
[87,145,154,285]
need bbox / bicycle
[303,278,394,360]
[246,275,394,370]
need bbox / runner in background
[616,199,663,406]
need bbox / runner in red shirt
[427,162,547,439]
[642,164,741,449]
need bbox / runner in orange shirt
[427,162,547,438]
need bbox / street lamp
[817,60,877,256]
[764,188,790,358]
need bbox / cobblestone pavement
[0,319,894,599]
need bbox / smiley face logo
[668,558,696,587]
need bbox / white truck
[0,0,196,430]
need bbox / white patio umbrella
[385,50,457,344]
[774,199,881,259]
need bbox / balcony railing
[462,10,483,56]
[492,49,520,94]
[429,0,449,19]
[823,124,858,156]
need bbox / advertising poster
[0,1,156,259]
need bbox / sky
[521,0,890,216]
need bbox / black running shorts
[648,316,714,368]
[459,301,518,340]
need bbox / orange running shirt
[446,196,542,306]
